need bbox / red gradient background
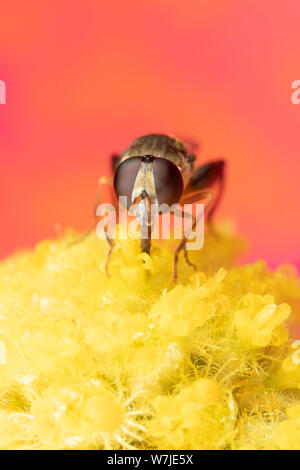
[0,0,299,267]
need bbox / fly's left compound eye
[113,156,143,208]
[153,158,184,207]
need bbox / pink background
[0,0,300,267]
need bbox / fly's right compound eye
[113,156,143,209]
[152,157,184,207]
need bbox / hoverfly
[80,134,225,283]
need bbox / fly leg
[69,153,120,273]
[173,190,213,283]
[184,244,197,270]
[184,159,225,238]
[69,176,113,246]
[185,160,225,221]
[172,205,197,271]
[101,206,115,277]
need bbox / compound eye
[113,156,143,208]
[153,158,184,207]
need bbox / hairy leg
[184,160,225,222]
[173,190,213,283]
[69,176,113,245]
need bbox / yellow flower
[0,222,299,449]
[272,351,300,390]
[148,379,235,449]
[150,269,227,337]
[274,404,300,450]
[233,294,290,349]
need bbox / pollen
[0,222,300,449]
